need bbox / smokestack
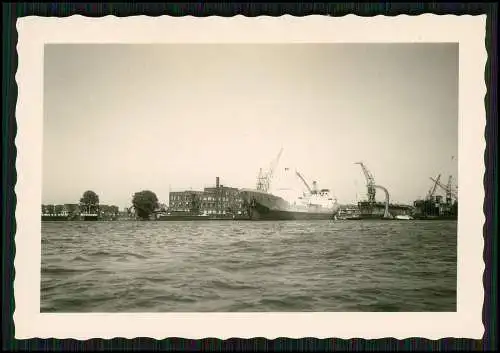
[216,177,220,188]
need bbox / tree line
[42,189,161,221]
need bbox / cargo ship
[239,187,340,221]
[239,149,340,221]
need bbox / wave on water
[41,220,457,312]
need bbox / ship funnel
[312,181,318,194]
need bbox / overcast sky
[43,43,458,208]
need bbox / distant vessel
[412,174,458,220]
[395,214,414,220]
[336,205,361,220]
[239,149,340,221]
[80,213,99,221]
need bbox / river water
[41,220,456,312]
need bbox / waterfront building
[168,190,204,213]
[200,177,244,216]
[167,177,245,217]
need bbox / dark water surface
[41,220,456,312]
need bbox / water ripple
[41,220,457,312]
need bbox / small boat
[395,214,413,220]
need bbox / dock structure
[353,162,413,219]
[412,174,458,220]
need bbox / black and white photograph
[41,42,459,313]
[14,15,486,339]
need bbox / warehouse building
[201,177,244,216]
[168,177,245,216]
[168,190,204,213]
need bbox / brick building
[168,177,245,216]
[201,177,244,216]
[168,191,204,214]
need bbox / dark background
[2,2,497,352]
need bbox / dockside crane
[355,162,391,219]
[426,174,441,200]
[429,175,458,201]
[256,147,284,193]
[355,162,376,203]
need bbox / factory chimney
[216,176,220,188]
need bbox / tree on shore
[132,190,159,220]
[110,205,119,216]
[54,204,64,215]
[80,190,99,214]
[65,203,79,215]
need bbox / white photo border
[14,14,486,339]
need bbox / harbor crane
[355,162,392,219]
[426,174,441,200]
[256,147,284,193]
[429,175,458,202]
[355,162,376,203]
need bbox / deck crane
[295,170,314,194]
[426,174,441,200]
[256,147,284,193]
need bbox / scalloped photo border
[13,14,486,340]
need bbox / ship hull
[240,189,339,221]
[248,207,336,221]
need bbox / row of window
[170,197,243,203]
[170,191,240,202]
[170,204,244,209]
